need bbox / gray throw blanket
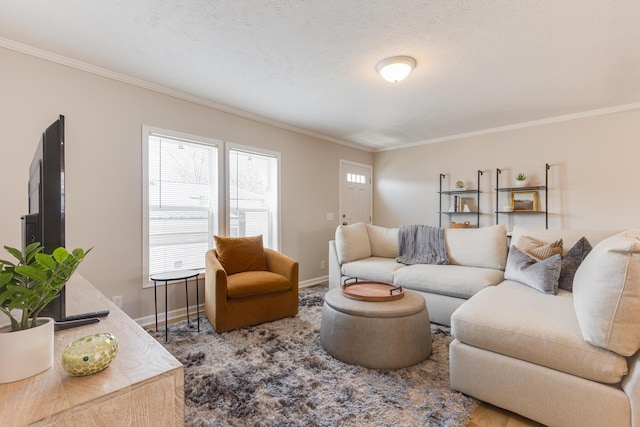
[396,224,449,265]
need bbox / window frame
[225,142,281,251]
[141,125,224,288]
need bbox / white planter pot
[514,180,527,187]
[0,318,54,383]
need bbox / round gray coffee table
[320,287,432,369]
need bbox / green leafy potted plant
[515,173,527,187]
[0,242,90,383]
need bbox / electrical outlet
[112,295,123,308]
[320,260,326,269]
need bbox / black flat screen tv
[22,115,66,320]
[22,115,108,328]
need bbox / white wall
[373,108,640,231]
[0,47,372,320]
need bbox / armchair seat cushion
[227,271,292,299]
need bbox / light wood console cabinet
[0,274,184,426]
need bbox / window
[347,173,366,184]
[142,129,280,283]
[227,145,279,249]
[143,127,221,281]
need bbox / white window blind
[228,146,279,249]
[146,133,219,278]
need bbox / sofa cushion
[558,236,592,292]
[365,224,398,258]
[393,264,504,299]
[445,224,508,270]
[516,235,563,260]
[335,222,371,263]
[504,245,561,295]
[341,257,405,283]
[451,281,628,384]
[573,230,640,357]
[214,234,267,275]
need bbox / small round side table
[150,269,200,342]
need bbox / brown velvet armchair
[205,247,299,332]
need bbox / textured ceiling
[1,1,639,151]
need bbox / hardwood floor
[469,402,545,427]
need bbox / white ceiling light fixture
[376,56,416,83]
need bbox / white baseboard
[300,275,328,288]
[135,276,328,327]
[135,303,204,329]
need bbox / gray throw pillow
[558,237,592,292]
[504,245,562,295]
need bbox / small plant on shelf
[515,173,528,187]
[0,242,90,332]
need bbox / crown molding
[4,37,635,155]
[376,102,640,152]
[0,37,373,153]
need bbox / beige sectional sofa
[451,227,640,427]
[328,223,640,427]
[328,222,508,325]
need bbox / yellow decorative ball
[62,333,119,376]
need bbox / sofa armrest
[264,248,299,287]
[622,349,640,427]
[328,240,342,289]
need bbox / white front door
[340,160,372,225]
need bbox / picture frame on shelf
[511,191,538,212]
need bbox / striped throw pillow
[517,235,563,261]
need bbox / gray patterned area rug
[149,285,477,427]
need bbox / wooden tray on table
[340,280,404,302]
